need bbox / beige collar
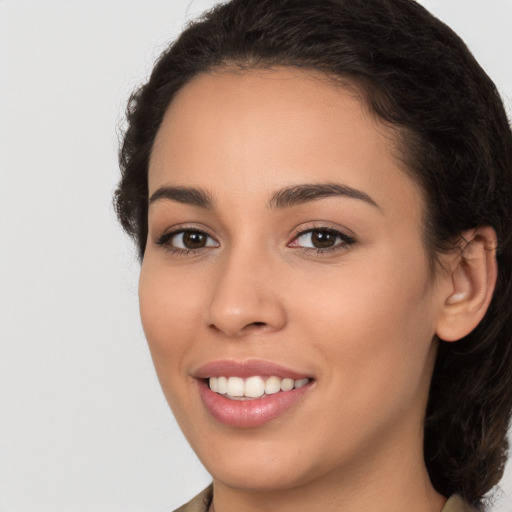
[174,486,478,512]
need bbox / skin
[140,68,454,512]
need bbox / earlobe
[435,227,498,342]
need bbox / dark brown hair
[115,0,512,505]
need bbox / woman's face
[140,68,448,492]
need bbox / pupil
[184,232,206,249]
[312,230,335,248]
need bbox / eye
[289,227,356,253]
[156,228,219,253]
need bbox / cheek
[138,260,205,380]
[294,243,432,331]
[292,246,436,407]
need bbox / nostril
[208,323,221,332]
[242,321,269,333]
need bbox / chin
[208,460,319,493]
[189,427,340,494]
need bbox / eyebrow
[269,182,381,211]
[148,182,380,212]
[149,186,215,209]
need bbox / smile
[195,360,314,427]
[208,376,310,400]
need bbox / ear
[435,226,498,342]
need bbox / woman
[114,0,512,510]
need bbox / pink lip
[193,359,311,380]
[194,359,314,428]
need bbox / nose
[205,249,287,338]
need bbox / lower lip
[197,380,312,428]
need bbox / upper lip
[193,359,313,380]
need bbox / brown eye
[289,228,356,252]
[156,229,219,252]
[181,231,208,249]
[309,230,338,249]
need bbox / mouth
[194,360,315,427]
[207,375,311,400]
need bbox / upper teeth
[209,376,309,399]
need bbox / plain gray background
[0,1,511,510]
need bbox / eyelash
[155,225,356,256]
[288,224,356,254]
[155,227,218,257]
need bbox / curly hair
[114,0,512,505]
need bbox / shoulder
[173,485,213,512]
[442,495,480,512]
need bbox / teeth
[209,377,218,392]
[217,376,228,395]
[245,376,266,398]
[264,376,281,395]
[295,378,309,388]
[226,376,244,397]
[208,375,310,399]
[280,378,294,392]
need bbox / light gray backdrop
[0,1,511,511]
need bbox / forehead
[148,67,423,221]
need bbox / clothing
[173,485,212,512]
[173,485,478,512]
[442,495,480,512]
